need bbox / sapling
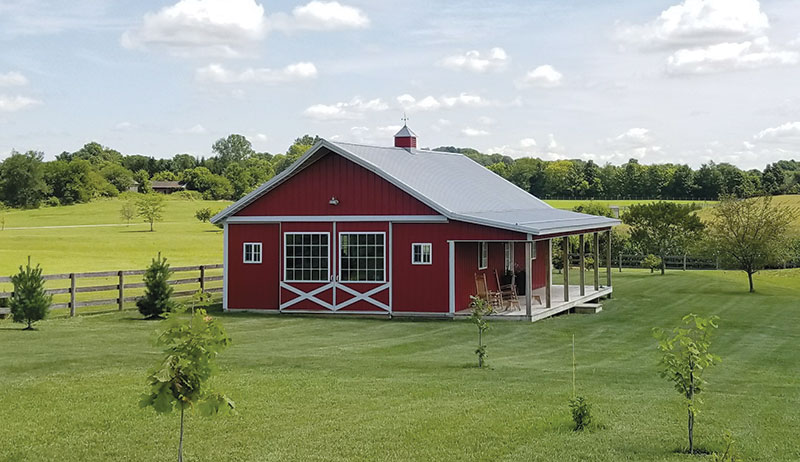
[140,307,234,462]
[653,314,720,454]
[569,334,592,431]
[137,254,175,319]
[469,296,493,368]
[9,257,52,330]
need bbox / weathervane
[401,112,409,125]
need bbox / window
[340,233,385,282]
[243,242,262,264]
[504,243,514,272]
[478,242,488,269]
[284,233,329,282]
[412,243,432,265]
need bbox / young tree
[137,254,175,319]
[120,201,137,226]
[9,257,52,330]
[140,307,234,462]
[469,296,493,368]
[194,207,212,223]
[623,202,704,274]
[653,314,720,455]
[641,254,662,273]
[137,193,165,232]
[705,195,799,292]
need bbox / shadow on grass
[673,447,714,456]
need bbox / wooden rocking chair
[474,273,502,311]
[495,269,521,311]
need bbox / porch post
[562,236,570,302]
[593,232,600,291]
[579,234,585,296]
[448,240,455,314]
[525,241,532,320]
[606,230,613,296]
[545,239,552,308]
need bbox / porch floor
[455,284,612,322]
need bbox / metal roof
[394,125,416,138]
[211,139,619,235]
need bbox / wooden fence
[567,254,800,271]
[0,264,222,316]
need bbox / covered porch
[451,230,614,322]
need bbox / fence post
[683,254,687,271]
[716,256,720,270]
[199,265,205,293]
[69,273,76,317]
[118,271,124,311]
[618,253,622,272]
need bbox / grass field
[0,197,231,275]
[1,269,798,461]
[544,199,717,211]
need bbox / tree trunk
[748,271,755,293]
[478,328,483,368]
[150,220,154,232]
[688,405,694,455]
[660,256,666,275]
[178,406,184,462]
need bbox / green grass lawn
[0,197,230,275]
[1,269,798,461]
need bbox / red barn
[211,126,619,321]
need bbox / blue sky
[0,0,798,169]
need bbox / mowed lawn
[1,269,799,461]
[0,198,230,274]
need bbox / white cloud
[441,92,489,107]
[478,116,495,125]
[397,94,441,111]
[616,0,769,48]
[440,47,508,72]
[121,0,268,57]
[0,71,28,87]
[520,137,537,148]
[0,95,41,112]
[196,62,318,83]
[546,133,564,152]
[275,1,369,30]
[304,97,388,120]
[666,37,798,74]
[173,124,207,134]
[397,92,489,112]
[610,127,654,145]
[462,127,489,137]
[113,121,136,131]
[753,121,800,145]
[516,65,563,88]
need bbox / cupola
[394,124,417,148]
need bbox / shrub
[44,196,60,207]
[569,396,592,431]
[641,254,662,273]
[195,208,212,223]
[172,190,203,201]
[9,257,52,330]
[137,254,175,319]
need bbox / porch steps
[573,303,602,314]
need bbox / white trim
[335,283,390,311]
[280,281,334,310]
[478,241,488,270]
[223,222,229,311]
[448,241,455,314]
[337,231,387,284]
[388,222,393,313]
[411,242,432,265]
[504,242,513,272]
[242,242,262,264]
[283,231,331,283]
[225,215,447,224]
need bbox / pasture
[1,269,799,461]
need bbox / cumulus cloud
[520,137,537,148]
[121,0,268,57]
[516,65,563,88]
[196,62,318,83]
[397,92,490,112]
[616,0,769,48]
[753,121,800,145]
[272,1,369,31]
[610,127,654,146]
[0,71,28,87]
[173,124,207,134]
[462,127,489,137]
[666,37,798,74]
[304,97,388,120]
[440,47,508,72]
[0,95,41,112]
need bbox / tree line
[1,134,799,209]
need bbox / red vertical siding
[228,224,280,310]
[236,150,437,217]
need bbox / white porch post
[593,232,600,291]
[579,234,585,296]
[606,229,613,297]
[222,221,229,311]
[546,239,552,308]
[562,236,570,302]
[448,240,455,314]
[525,240,532,319]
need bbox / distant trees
[9,257,52,330]
[705,196,799,292]
[0,151,48,208]
[137,194,165,232]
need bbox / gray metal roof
[394,125,416,138]
[212,139,619,235]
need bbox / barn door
[335,231,390,313]
[279,230,334,311]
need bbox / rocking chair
[495,269,521,311]
[474,273,502,311]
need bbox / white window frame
[532,243,537,259]
[411,243,433,265]
[283,232,330,283]
[338,231,387,284]
[478,242,488,270]
[243,242,262,264]
[504,242,514,272]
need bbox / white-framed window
[532,243,537,259]
[284,232,330,282]
[339,232,386,282]
[243,242,262,264]
[504,243,514,272]
[478,242,488,269]
[412,243,432,265]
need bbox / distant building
[150,181,185,194]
